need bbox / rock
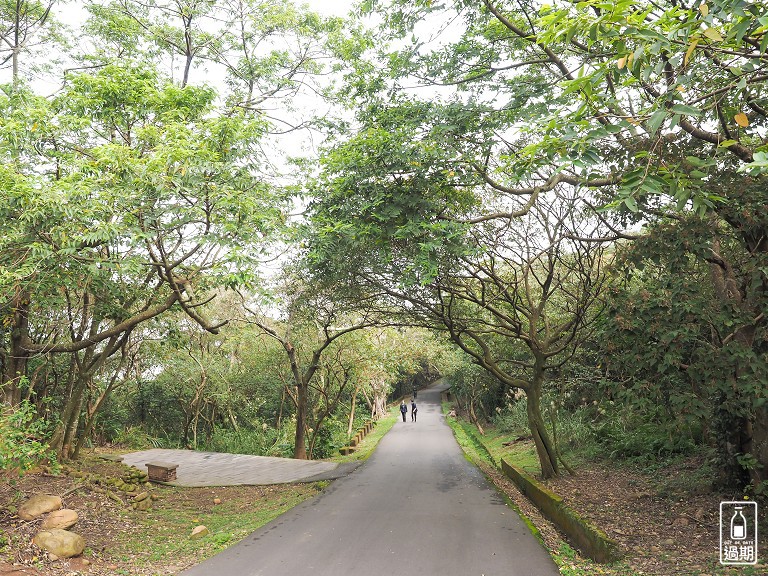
[41,509,78,530]
[33,529,86,558]
[190,525,209,540]
[133,492,149,502]
[18,495,63,521]
[134,498,152,511]
[213,498,221,505]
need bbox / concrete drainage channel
[459,424,623,564]
[500,458,623,563]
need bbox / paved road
[181,382,560,576]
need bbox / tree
[0,64,284,409]
[309,120,612,476]
[241,266,381,459]
[1,1,361,466]
[0,0,61,83]
[322,0,767,484]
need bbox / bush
[493,394,701,465]
[492,399,529,435]
[111,425,173,449]
[203,426,279,456]
[0,401,55,477]
[310,417,345,459]
[592,418,699,462]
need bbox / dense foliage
[0,0,766,497]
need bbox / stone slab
[120,449,360,487]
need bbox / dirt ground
[1,452,766,575]
[0,456,318,576]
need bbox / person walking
[400,401,408,422]
[411,400,418,422]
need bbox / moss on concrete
[501,458,623,564]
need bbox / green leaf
[646,109,666,135]
[703,27,723,42]
[670,103,703,117]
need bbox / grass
[334,410,398,463]
[116,484,323,568]
[481,432,542,475]
[552,543,644,576]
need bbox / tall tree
[0,63,285,408]
[0,0,61,83]
[320,0,768,484]
[241,267,381,459]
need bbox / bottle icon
[731,507,747,540]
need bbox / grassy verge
[334,410,398,463]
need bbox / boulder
[33,529,86,558]
[190,525,209,540]
[41,509,78,530]
[18,495,63,521]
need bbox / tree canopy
[1,0,766,493]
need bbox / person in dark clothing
[411,400,418,422]
[400,401,408,422]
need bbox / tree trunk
[293,379,308,459]
[526,363,559,479]
[750,406,768,485]
[54,371,89,460]
[709,237,767,486]
[347,385,359,436]
[369,377,388,420]
[2,296,30,406]
[469,396,485,435]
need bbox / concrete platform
[120,448,361,487]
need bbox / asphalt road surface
[181,382,560,576]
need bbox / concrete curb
[339,419,375,455]
[500,458,623,563]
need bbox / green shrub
[492,399,529,434]
[310,417,345,459]
[0,400,55,477]
[112,425,172,449]
[203,426,279,456]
